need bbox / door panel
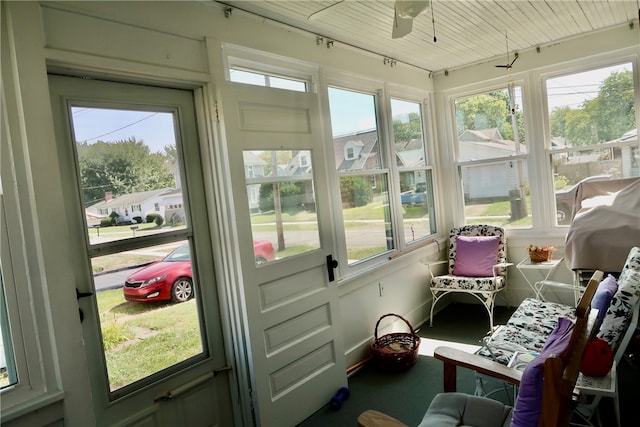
[48,75,233,426]
[220,81,347,426]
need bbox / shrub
[100,218,113,227]
[340,176,371,207]
[154,214,164,226]
[133,216,143,224]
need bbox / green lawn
[97,290,202,390]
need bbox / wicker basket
[529,248,555,263]
[370,313,420,372]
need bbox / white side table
[516,257,564,300]
[575,364,619,427]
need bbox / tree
[393,112,422,143]
[584,70,634,142]
[550,70,634,145]
[454,90,525,143]
[77,137,175,205]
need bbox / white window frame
[540,57,639,229]
[1,109,60,415]
[447,78,531,229]
[385,85,438,247]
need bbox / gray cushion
[418,393,512,427]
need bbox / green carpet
[298,304,515,427]
[297,302,640,426]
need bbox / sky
[71,107,176,153]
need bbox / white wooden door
[220,81,347,426]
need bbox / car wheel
[557,205,571,225]
[171,277,193,303]
[255,257,268,266]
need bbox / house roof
[332,130,379,171]
[87,188,173,210]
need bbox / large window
[328,87,393,265]
[545,62,638,225]
[454,84,530,228]
[391,98,436,244]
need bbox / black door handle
[76,288,93,299]
[326,255,339,282]
[76,288,93,322]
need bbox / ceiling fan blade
[392,9,414,38]
[495,65,509,68]
[509,53,519,66]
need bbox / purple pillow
[591,274,618,331]
[452,235,500,277]
[511,317,575,427]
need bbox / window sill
[1,389,65,425]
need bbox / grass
[97,289,202,390]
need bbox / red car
[124,241,275,303]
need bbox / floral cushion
[431,275,506,292]
[597,247,640,353]
[476,298,575,365]
[477,247,640,368]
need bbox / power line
[80,112,159,143]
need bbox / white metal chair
[426,225,511,332]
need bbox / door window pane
[70,106,205,396]
[546,63,637,225]
[329,87,393,264]
[93,241,203,392]
[72,108,187,244]
[243,150,319,263]
[391,98,436,242]
[454,86,531,228]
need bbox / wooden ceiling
[216,1,639,73]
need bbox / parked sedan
[124,240,276,303]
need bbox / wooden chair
[357,271,602,427]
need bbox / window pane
[455,86,526,158]
[244,150,319,263]
[329,87,381,170]
[454,86,530,228]
[94,241,203,392]
[392,98,426,167]
[546,63,637,226]
[340,174,393,264]
[229,69,266,86]
[229,68,307,92]
[461,160,530,227]
[392,98,436,242]
[72,108,187,244]
[547,63,634,148]
[0,265,17,390]
[329,87,392,264]
[399,170,435,243]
